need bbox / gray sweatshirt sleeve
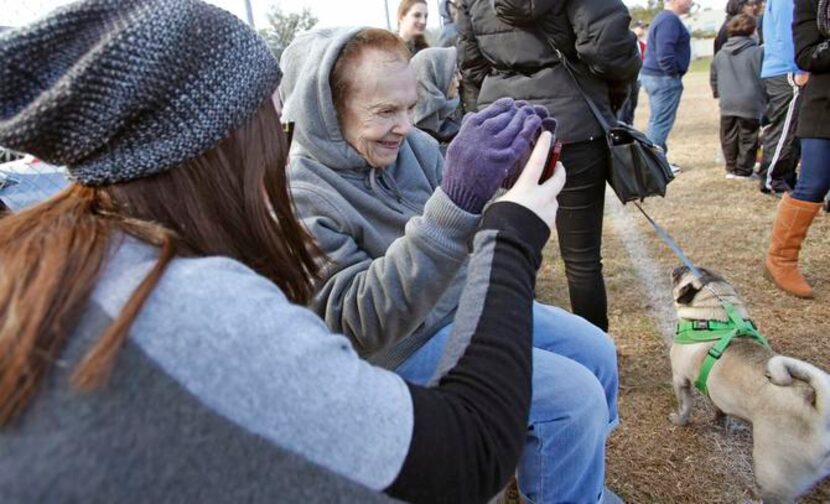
[93,251,416,492]
[293,184,480,356]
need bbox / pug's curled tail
[768,356,830,420]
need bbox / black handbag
[538,35,675,203]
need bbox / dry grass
[536,71,830,503]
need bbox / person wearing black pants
[457,0,641,331]
[711,14,765,178]
[759,75,801,191]
[720,116,761,176]
[556,138,610,330]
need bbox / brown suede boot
[764,193,822,298]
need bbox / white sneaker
[670,164,682,175]
[725,173,738,179]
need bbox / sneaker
[670,164,682,175]
[725,173,738,179]
[733,173,752,180]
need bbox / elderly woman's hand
[441,98,543,214]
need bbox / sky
[1,0,727,31]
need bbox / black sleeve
[385,202,549,504]
[566,0,642,83]
[457,0,489,112]
[793,0,830,73]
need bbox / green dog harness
[674,303,770,396]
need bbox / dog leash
[632,201,736,305]
[632,202,705,281]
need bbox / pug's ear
[676,282,700,305]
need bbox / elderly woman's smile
[340,50,419,168]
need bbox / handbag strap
[533,29,612,133]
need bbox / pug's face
[671,266,749,321]
[672,266,725,306]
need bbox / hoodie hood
[280,27,370,171]
[410,47,460,135]
[724,35,757,55]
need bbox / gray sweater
[0,236,408,501]
[0,199,547,503]
[281,28,480,369]
[710,36,765,119]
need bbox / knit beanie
[0,0,281,186]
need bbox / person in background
[457,0,641,334]
[640,0,692,163]
[764,0,830,298]
[711,14,765,179]
[437,0,459,47]
[0,1,570,502]
[281,26,621,504]
[714,0,760,55]
[619,20,648,126]
[410,47,462,150]
[757,0,806,195]
[397,0,429,55]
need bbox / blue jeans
[792,138,830,203]
[396,302,619,504]
[640,74,684,153]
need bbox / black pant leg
[735,117,760,176]
[760,75,801,191]
[720,115,739,173]
[555,138,609,332]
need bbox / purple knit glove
[501,103,558,189]
[442,98,543,213]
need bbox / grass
[534,71,830,502]
[689,55,713,74]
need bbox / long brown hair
[0,100,320,425]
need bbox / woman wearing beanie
[764,0,830,298]
[409,46,462,150]
[281,27,620,504]
[0,1,569,502]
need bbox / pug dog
[670,266,830,503]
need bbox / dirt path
[536,71,830,503]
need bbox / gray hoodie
[281,28,480,369]
[710,36,765,119]
[410,47,462,143]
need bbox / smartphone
[539,140,562,184]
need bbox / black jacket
[457,0,641,144]
[794,0,830,139]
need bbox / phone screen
[539,140,562,184]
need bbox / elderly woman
[410,47,462,148]
[0,1,567,502]
[397,0,430,54]
[282,27,620,504]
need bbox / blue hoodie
[761,0,801,78]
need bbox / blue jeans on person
[640,74,684,153]
[396,302,619,504]
[792,138,830,203]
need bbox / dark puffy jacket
[794,0,830,138]
[457,0,641,144]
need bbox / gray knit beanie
[0,0,282,186]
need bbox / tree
[629,0,664,26]
[258,5,319,61]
